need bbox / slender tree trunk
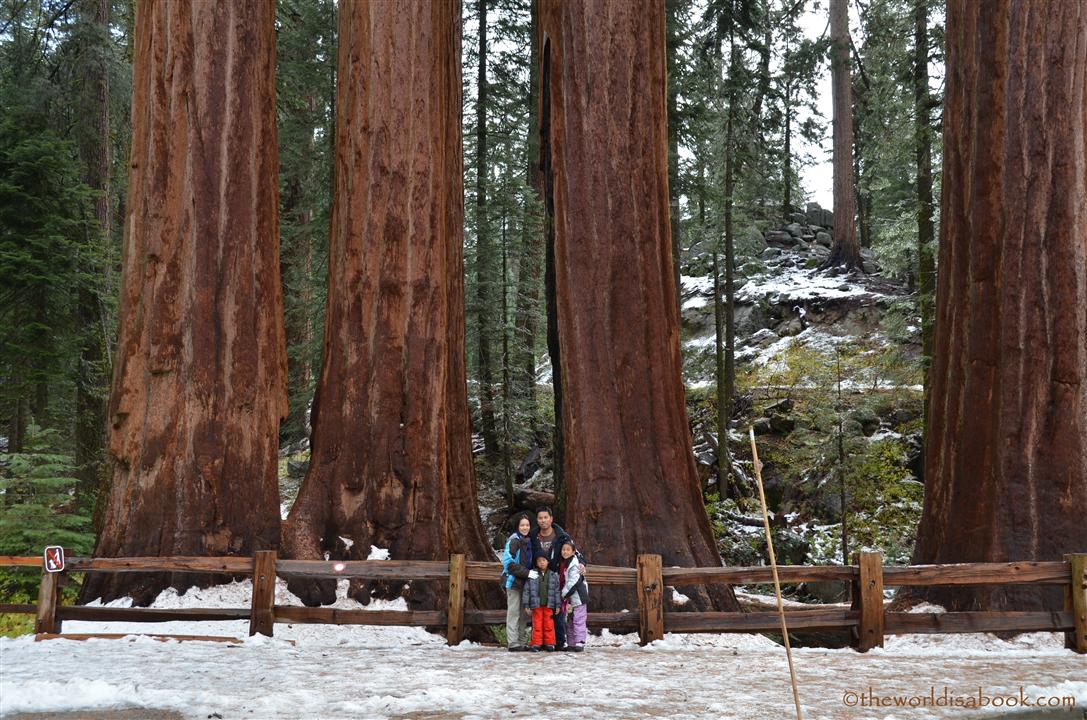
[782,81,792,216]
[541,31,566,519]
[713,246,728,489]
[475,0,499,457]
[282,0,499,616]
[513,0,543,429]
[74,0,111,506]
[723,45,737,438]
[666,0,682,315]
[83,0,287,606]
[823,0,862,270]
[912,0,1087,611]
[539,0,739,613]
[913,0,935,426]
[717,40,739,493]
[501,216,514,506]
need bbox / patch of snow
[737,265,884,304]
[682,294,709,310]
[681,274,714,294]
[868,429,903,443]
[683,333,718,349]
[367,545,390,561]
[2,583,1082,719]
[670,587,691,606]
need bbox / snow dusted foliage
[2,582,1084,719]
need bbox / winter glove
[528,570,539,579]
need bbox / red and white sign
[44,546,65,573]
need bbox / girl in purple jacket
[558,540,588,651]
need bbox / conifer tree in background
[72,0,112,504]
[912,0,936,412]
[84,0,287,605]
[473,0,500,459]
[0,0,130,570]
[277,0,337,444]
[823,0,862,270]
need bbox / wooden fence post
[249,550,277,637]
[447,554,466,646]
[851,551,884,652]
[1064,553,1086,654]
[636,554,664,645]
[34,566,60,635]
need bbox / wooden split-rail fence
[1,551,1084,653]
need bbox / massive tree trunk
[83,0,287,606]
[912,0,1087,611]
[74,0,111,506]
[539,0,739,613]
[282,0,499,615]
[823,0,862,270]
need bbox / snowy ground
[1,580,1083,720]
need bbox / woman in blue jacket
[501,514,534,651]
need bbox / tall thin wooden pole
[750,428,803,720]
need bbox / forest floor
[1,579,1083,720]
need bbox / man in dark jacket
[530,506,573,648]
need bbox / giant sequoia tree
[84,0,287,605]
[913,0,1087,611]
[539,0,738,612]
[282,0,498,611]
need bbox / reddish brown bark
[83,0,287,606]
[913,0,1087,611]
[539,0,739,613]
[824,0,862,270]
[282,0,499,614]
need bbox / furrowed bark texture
[539,0,739,613]
[282,0,499,615]
[913,0,1087,611]
[825,0,862,270]
[83,0,287,606]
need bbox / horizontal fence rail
[1,551,1083,653]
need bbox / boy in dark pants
[521,554,560,651]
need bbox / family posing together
[501,507,589,652]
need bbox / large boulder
[737,224,768,257]
[734,303,772,337]
[766,229,797,247]
[805,202,834,229]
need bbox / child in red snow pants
[531,606,555,646]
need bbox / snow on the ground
[682,274,715,295]
[734,326,855,369]
[1,582,1083,720]
[736,265,885,305]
